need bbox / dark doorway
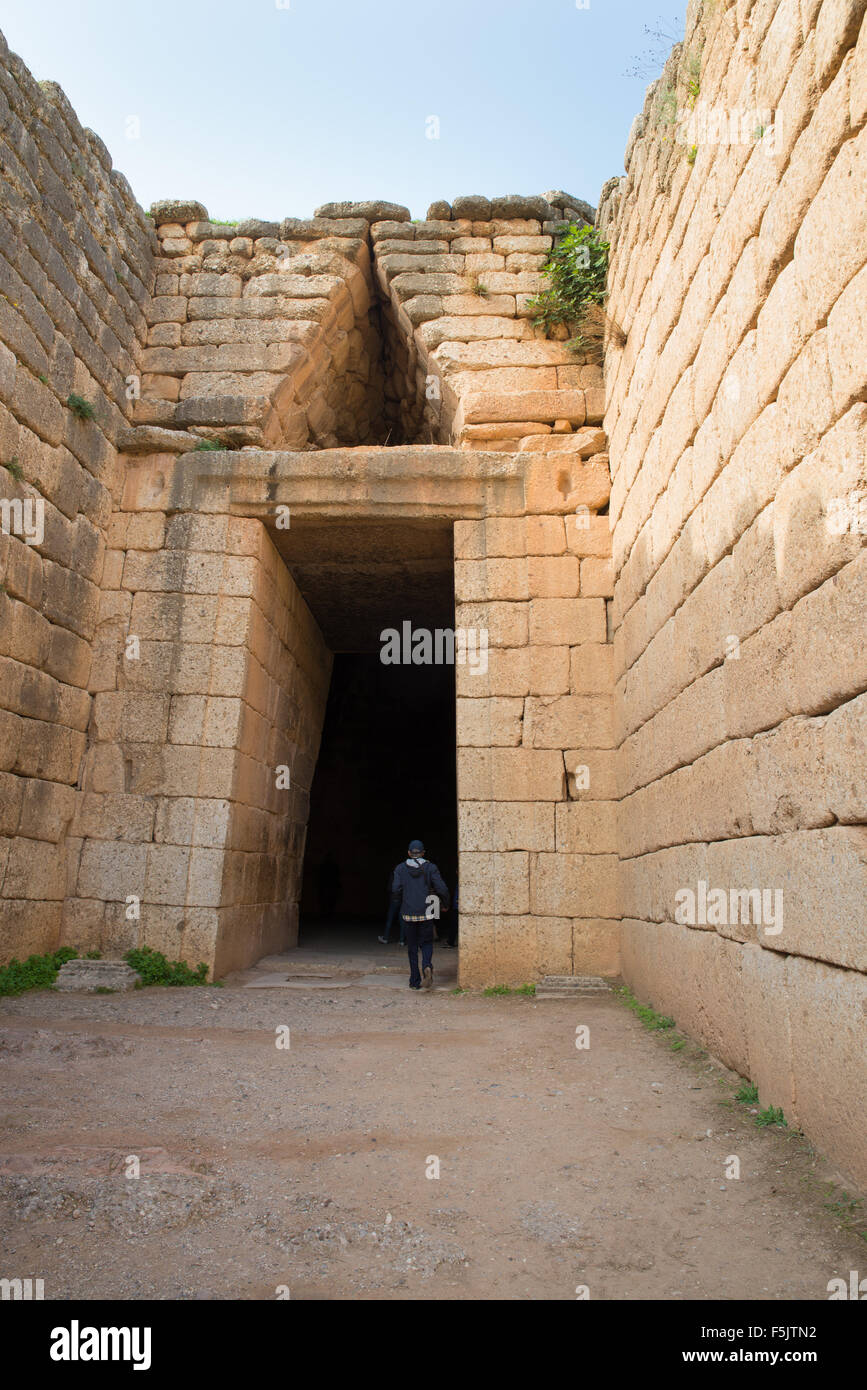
[300,654,457,932]
[268,515,458,941]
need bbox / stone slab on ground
[54,961,142,993]
[536,975,612,998]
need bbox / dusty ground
[0,929,863,1301]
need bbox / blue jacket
[391,858,450,920]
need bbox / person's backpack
[422,862,445,921]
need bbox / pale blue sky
[2,0,686,221]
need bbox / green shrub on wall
[527,222,617,357]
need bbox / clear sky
[2,0,686,221]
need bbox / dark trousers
[405,920,434,987]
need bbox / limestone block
[620,920,750,1078]
[77,839,148,902]
[454,558,529,602]
[529,597,607,646]
[186,848,225,908]
[456,697,524,746]
[580,557,614,597]
[772,403,867,609]
[72,792,155,843]
[433,341,575,373]
[0,900,62,963]
[459,801,555,852]
[789,552,867,717]
[457,747,566,802]
[569,643,615,694]
[823,691,867,823]
[786,952,867,1189]
[827,260,867,413]
[739,944,795,1118]
[492,235,552,254]
[418,317,533,349]
[530,917,572,984]
[567,918,620,978]
[462,389,585,425]
[524,695,614,749]
[525,517,567,555]
[3,836,65,899]
[525,458,610,514]
[530,852,618,918]
[457,914,498,986]
[519,427,607,455]
[527,555,580,597]
[454,599,528,647]
[460,851,530,914]
[556,801,618,854]
[706,826,867,970]
[55,959,141,992]
[147,296,187,325]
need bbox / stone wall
[0,31,156,958]
[601,0,867,1184]
[137,203,388,449]
[69,460,331,978]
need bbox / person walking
[390,840,450,991]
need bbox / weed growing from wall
[527,223,611,355]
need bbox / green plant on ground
[822,1187,866,1242]
[0,947,77,997]
[616,985,675,1031]
[193,438,228,451]
[123,946,212,987]
[482,983,536,997]
[67,393,96,420]
[209,219,238,227]
[670,1037,686,1051]
[2,457,24,480]
[755,1105,787,1129]
[735,1081,759,1105]
[85,950,102,960]
[686,144,698,164]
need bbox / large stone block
[530,852,618,918]
[524,695,614,749]
[456,697,524,746]
[459,801,555,852]
[457,747,566,802]
[529,597,607,646]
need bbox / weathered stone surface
[55,959,141,992]
[315,200,410,222]
[150,200,208,226]
[452,196,492,220]
[491,195,554,221]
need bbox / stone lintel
[120,446,528,520]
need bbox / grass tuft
[67,393,96,420]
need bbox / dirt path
[0,949,862,1301]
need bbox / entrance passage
[300,654,457,932]
[268,516,457,941]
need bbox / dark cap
[408,840,425,855]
